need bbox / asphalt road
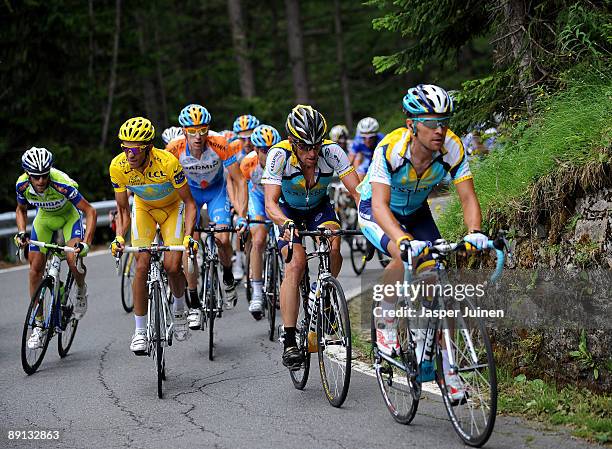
[0,245,598,449]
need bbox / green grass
[498,370,612,444]
[437,67,612,240]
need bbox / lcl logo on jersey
[148,170,166,180]
[128,174,142,184]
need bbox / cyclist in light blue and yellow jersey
[263,105,360,369]
[358,84,488,402]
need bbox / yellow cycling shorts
[131,200,184,247]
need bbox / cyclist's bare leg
[216,231,232,269]
[66,237,86,288]
[323,222,342,277]
[163,251,185,298]
[133,252,152,316]
[28,251,46,299]
[279,244,306,327]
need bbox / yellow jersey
[109,147,187,208]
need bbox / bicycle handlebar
[284,226,363,263]
[28,240,85,274]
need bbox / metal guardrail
[0,199,124,238]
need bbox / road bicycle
[243,219,282,341]
[372,236,506,447]
[20,241,84,375]
[285,226,362,407]
[115,241,188,398]
[195,223,237,361]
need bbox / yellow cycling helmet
[118,117,155,142]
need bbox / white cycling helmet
[161,126,183,145]
[329,124,349,142]
[22,147,53,175]
[356,117,379,136]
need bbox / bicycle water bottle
[307,282,318,353]
[413,327,436,382]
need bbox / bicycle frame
[146,249,174,352]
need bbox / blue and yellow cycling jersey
[262,139,354,210]
[357,127,472,216]
[109,147,187,208]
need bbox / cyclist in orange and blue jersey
[165,104,248,328]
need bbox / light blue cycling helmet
[402,84,454,116]
[250,125,281,148]
[179,104,211,126]
[233,114,260,133]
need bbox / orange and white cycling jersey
[240,151,264,195]
[166,131,236,190]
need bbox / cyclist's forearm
[115,206,131,238]
[232,177,248,218]
[266,201,288,226]
[15,205,27,233]
[83,207,97,244]
[184,200,196,236]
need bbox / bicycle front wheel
[21,278,54,375]
[289,283,311,389]
[58,274,79,357]
[120,253,135,313]
[266,251,279,341]
[206,263,218,361]
[317,276,351,407]
[436,297,497,447]
[152,282,165,398]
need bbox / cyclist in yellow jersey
[109,117,198,354]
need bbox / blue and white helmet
[161,126,183,145]
[402,84,454,116]
[233,115,260,133]
[22,147,53,175]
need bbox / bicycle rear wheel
[120,253,135,313]
[289,283,311,389]
[266,251,279,341]
[371,298,419,424]
[317,276,352,407]
[21,278,54,375]
[245,238,252,304]
[58,274,79,357]
[436,297,497,447]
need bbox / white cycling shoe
[27,327,46,350]
[248,297,264,320]
[375,328,400,357]
[444,371,466,403]
[187,308,202,330]
[130,330,147,355]
[173,311,190,341]
[224,283,238,310]
[74,283,88,320]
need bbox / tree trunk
[100,0,121,149]
[88,0,94,80]
[504,0,534,112]
[153,26,169,128]
[285,0,309,104]
[227,0,256,99]
[135,12,160,126]
[333,0,352,129]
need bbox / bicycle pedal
[133,350,148,357]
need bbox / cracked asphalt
[0,248,600,449]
